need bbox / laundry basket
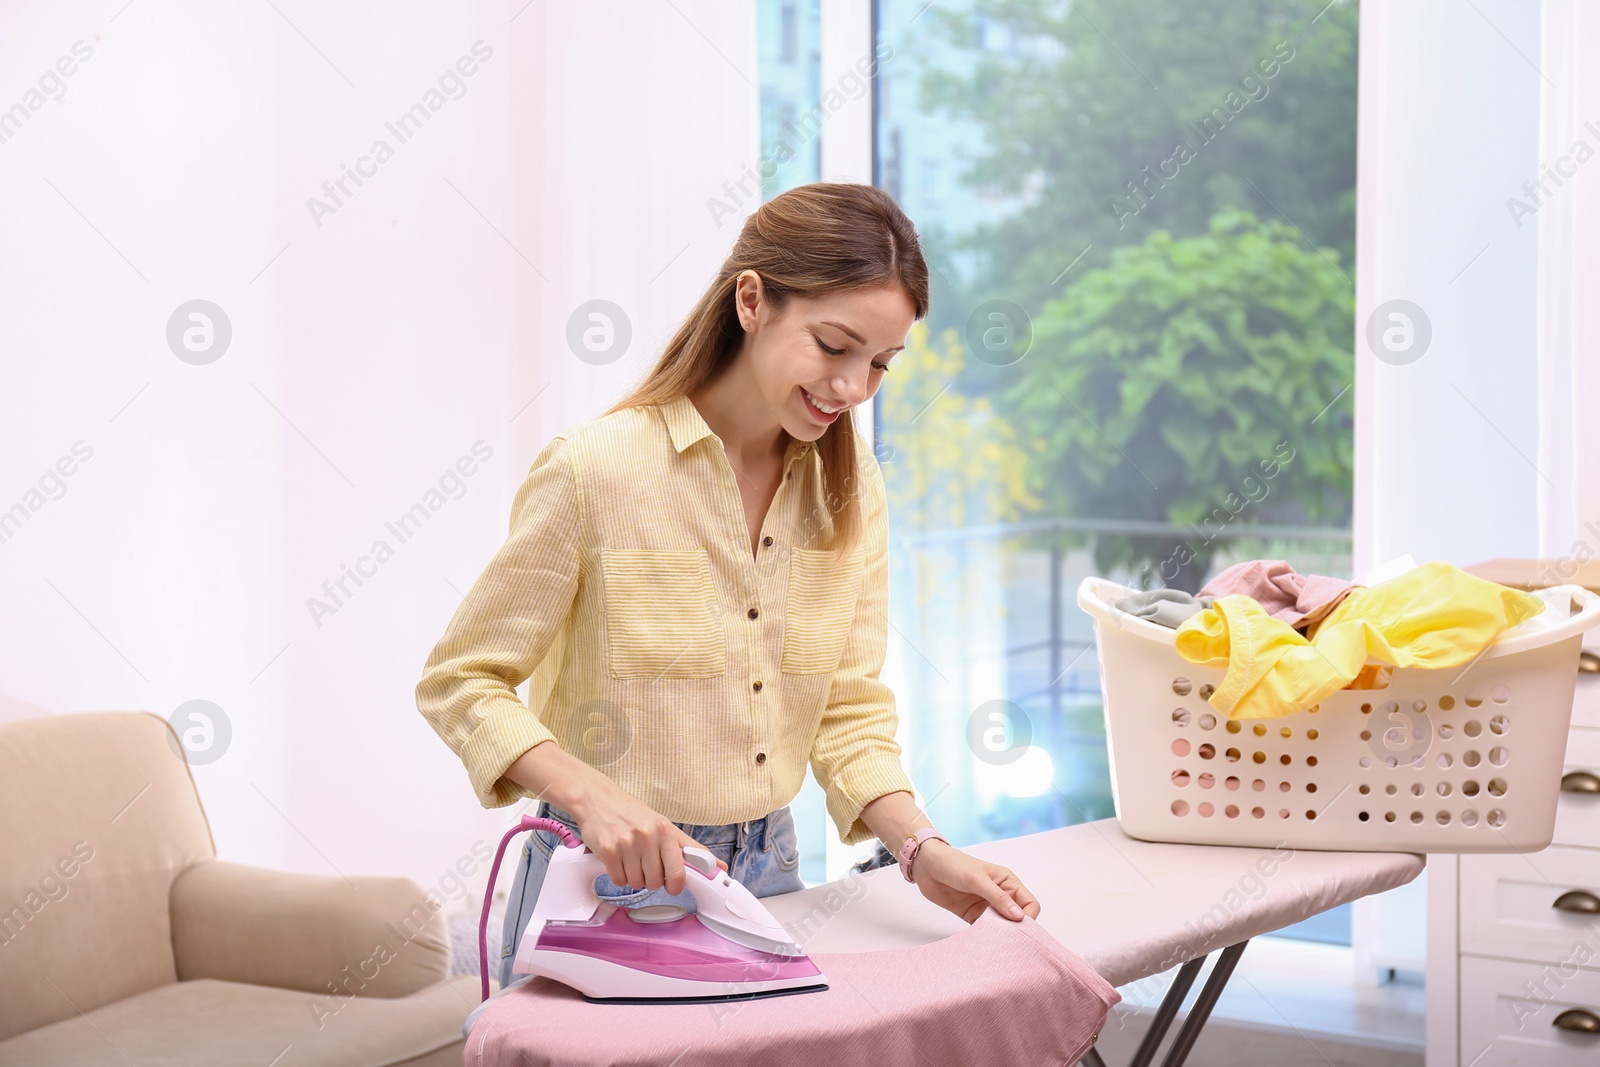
[1077,577,1600,853]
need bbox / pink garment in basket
[465,909,1120,1067]
[1199,559,1357,631]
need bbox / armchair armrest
[170,860,449,998]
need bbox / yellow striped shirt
[414,393,915,845]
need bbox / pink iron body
[478,815,827,1003]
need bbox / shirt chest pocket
[600,548,727,679]
[781,546,863,675]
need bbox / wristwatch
[898,826,949,883]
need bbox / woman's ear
[734,269,763,332]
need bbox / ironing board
[465,818,1425,1066]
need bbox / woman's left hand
[910,840,1040,924]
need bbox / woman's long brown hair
[603,181,929,562]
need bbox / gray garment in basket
[1114,588,1216,629]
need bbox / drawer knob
[1580,651,1600,675]
[1553,1008,1600,1034]
[1561,771,1600,794]
[1553,890,1600,914]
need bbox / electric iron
[478,813,828,1004]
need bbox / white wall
[0,0,758,914]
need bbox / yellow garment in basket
[1172,561,1544,720]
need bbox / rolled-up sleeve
[415,434,582,808]
[808,455,917,846]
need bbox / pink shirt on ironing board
[466,909,1119,1067]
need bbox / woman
[416,182,1040,992]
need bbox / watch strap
[898,826,948,883]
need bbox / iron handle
[1553,890,1600,914]
[1562,771,1600,794]
[1552,1008,1600,1034]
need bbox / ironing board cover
[465,907,1119,1067]
[465,819,1425,1065]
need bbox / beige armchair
[0,711,477,1066]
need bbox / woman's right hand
[570,785,727,896]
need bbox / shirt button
[755,752,767,764]
[762,535,773,547]
[747,607,759,619]
[752,680,763,692]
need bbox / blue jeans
[496,799,805,991]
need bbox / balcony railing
[889,517,1353,722]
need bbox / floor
[1090,1015,1424,1067]
[1097,935,1426,1066]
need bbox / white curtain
[1353,0,1544,578]
[1535,0,1600,557]
[1352,0,1598,981]
[0,0,758,910]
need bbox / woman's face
[734,271,916,443]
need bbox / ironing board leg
[1075,939,1251,1067]
[1123,956,1206,1067]
[1154,940,1249,1067]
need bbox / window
[780,4,799,64]
[758,0,823,199]
[873,0,1358,944]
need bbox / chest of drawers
[1427,668,1600,1066]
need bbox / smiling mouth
[802,387,846,420]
